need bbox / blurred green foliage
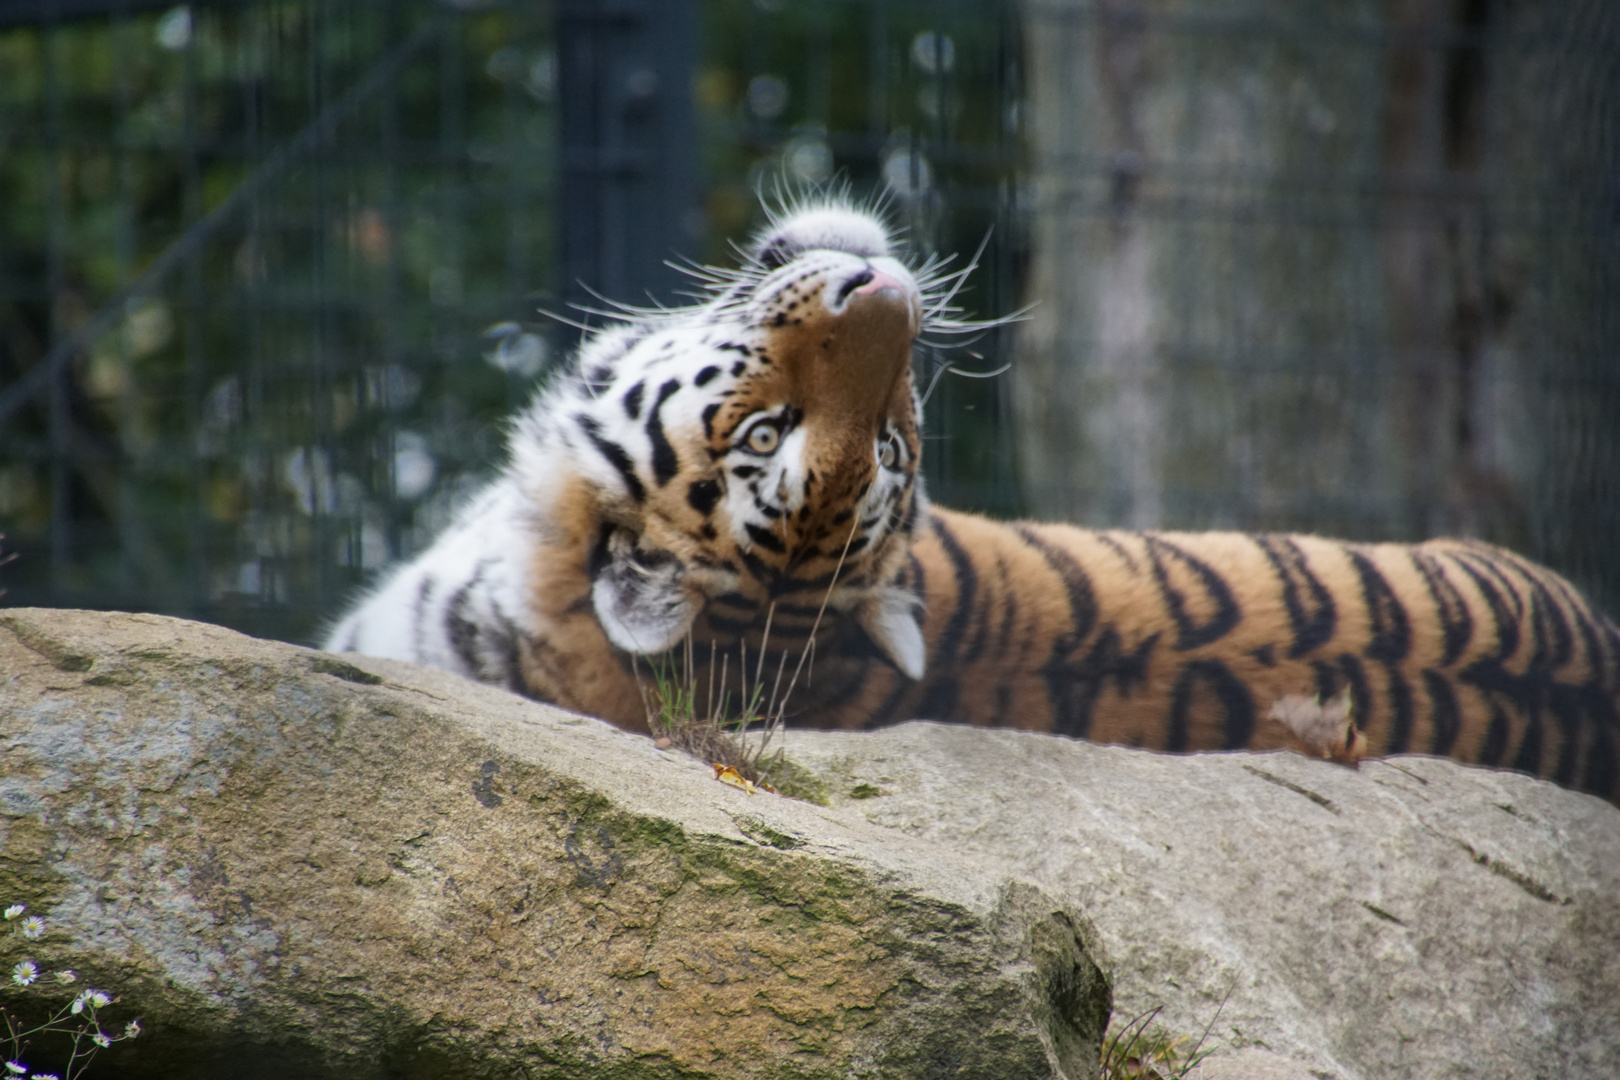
[0,0,1022,644]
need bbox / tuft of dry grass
[1100,991,1229,1080]
[636,520,861,795]
[637,621,792,792]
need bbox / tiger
[325,201,1620,803]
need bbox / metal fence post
[557,0,701,315]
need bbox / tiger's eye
[747,423,780,454]
[879,437,898,469]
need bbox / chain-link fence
[1,0,1615,646]
[0,0,1021,644]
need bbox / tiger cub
[326,203,1620,802]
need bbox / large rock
[781,724,1620,1080]
[0,610,1106,1079]
[4,609,1616,1080]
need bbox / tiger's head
[511,202,937,681]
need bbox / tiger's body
[326,203,1620,802]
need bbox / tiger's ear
[591,530,699,655]
[856,586,927,680]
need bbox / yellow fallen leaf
[1268,687,1367,764]
[712,762,757,795]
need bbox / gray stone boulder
[0,610,1105,1079]
[4,609,1616,1080]
[781,724,1620,1080]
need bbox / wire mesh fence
[0,0,1615,647]
[0,0,1022,644]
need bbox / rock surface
[0,610,1106,1080]
[4,609,1617,1080]
[780,724,1620,1080]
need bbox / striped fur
[326,203,1620,803]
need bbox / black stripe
[576,415,645,502]
[1312,659,1339,703]
[929,515,978,668]
[647,378,683,486]
[811,651,883,714]
[899,484,922,535]
[1014,526,1099,645]
[694,365,721,387]
[489,606,528,694]
[745,522,785,553]
[866,673,918,730]
[1094,532,1139,572]
[621,379,645,420]
[1517,562,1572,673]
[1411,551,1473,666]
[771,601,826,619]
[1523,565,1576,673]
[701,402,722,439]
[1382,662,1414,754]
[903,551,927,599]
[915,678,959,723]
[1166,658,1256,752]
[1544,573,1611,684]
[1145,535,1242,651]
[1256,535,1337,658]
[1422,669,1461,756]
[1347,548,1411,663]
[771,565,839,598]
[687,478,721,516]
[738,546,776,588]
[445,565,492,675]
[410,574,434,658]
[705,613,754,637]
[961,553,1005,665]
[1015,525,1103,739]
[996,574,1020,663]
[1546,686,1586,787]
[1451,554,1519,662]
[1046,627,1160,740]
[1336,653,1372,736]
[1478,702,1511,766]
[1579,696,1619,797]
[1511,703,1545,776]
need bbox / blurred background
[0,0,1615,646]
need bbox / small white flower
[2,904,23,920]
[54,969,76,984]
[10,960,37,987]
[3,1062,24,1076]
[34,1073,60,1080]
[69,995,84,1015]
[91,1032,110,1049]
[124,1019,141,1039]
[87,989,112,1008]
[18,915,45,939]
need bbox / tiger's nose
[850,268,908,298]
[829,265,913,314]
